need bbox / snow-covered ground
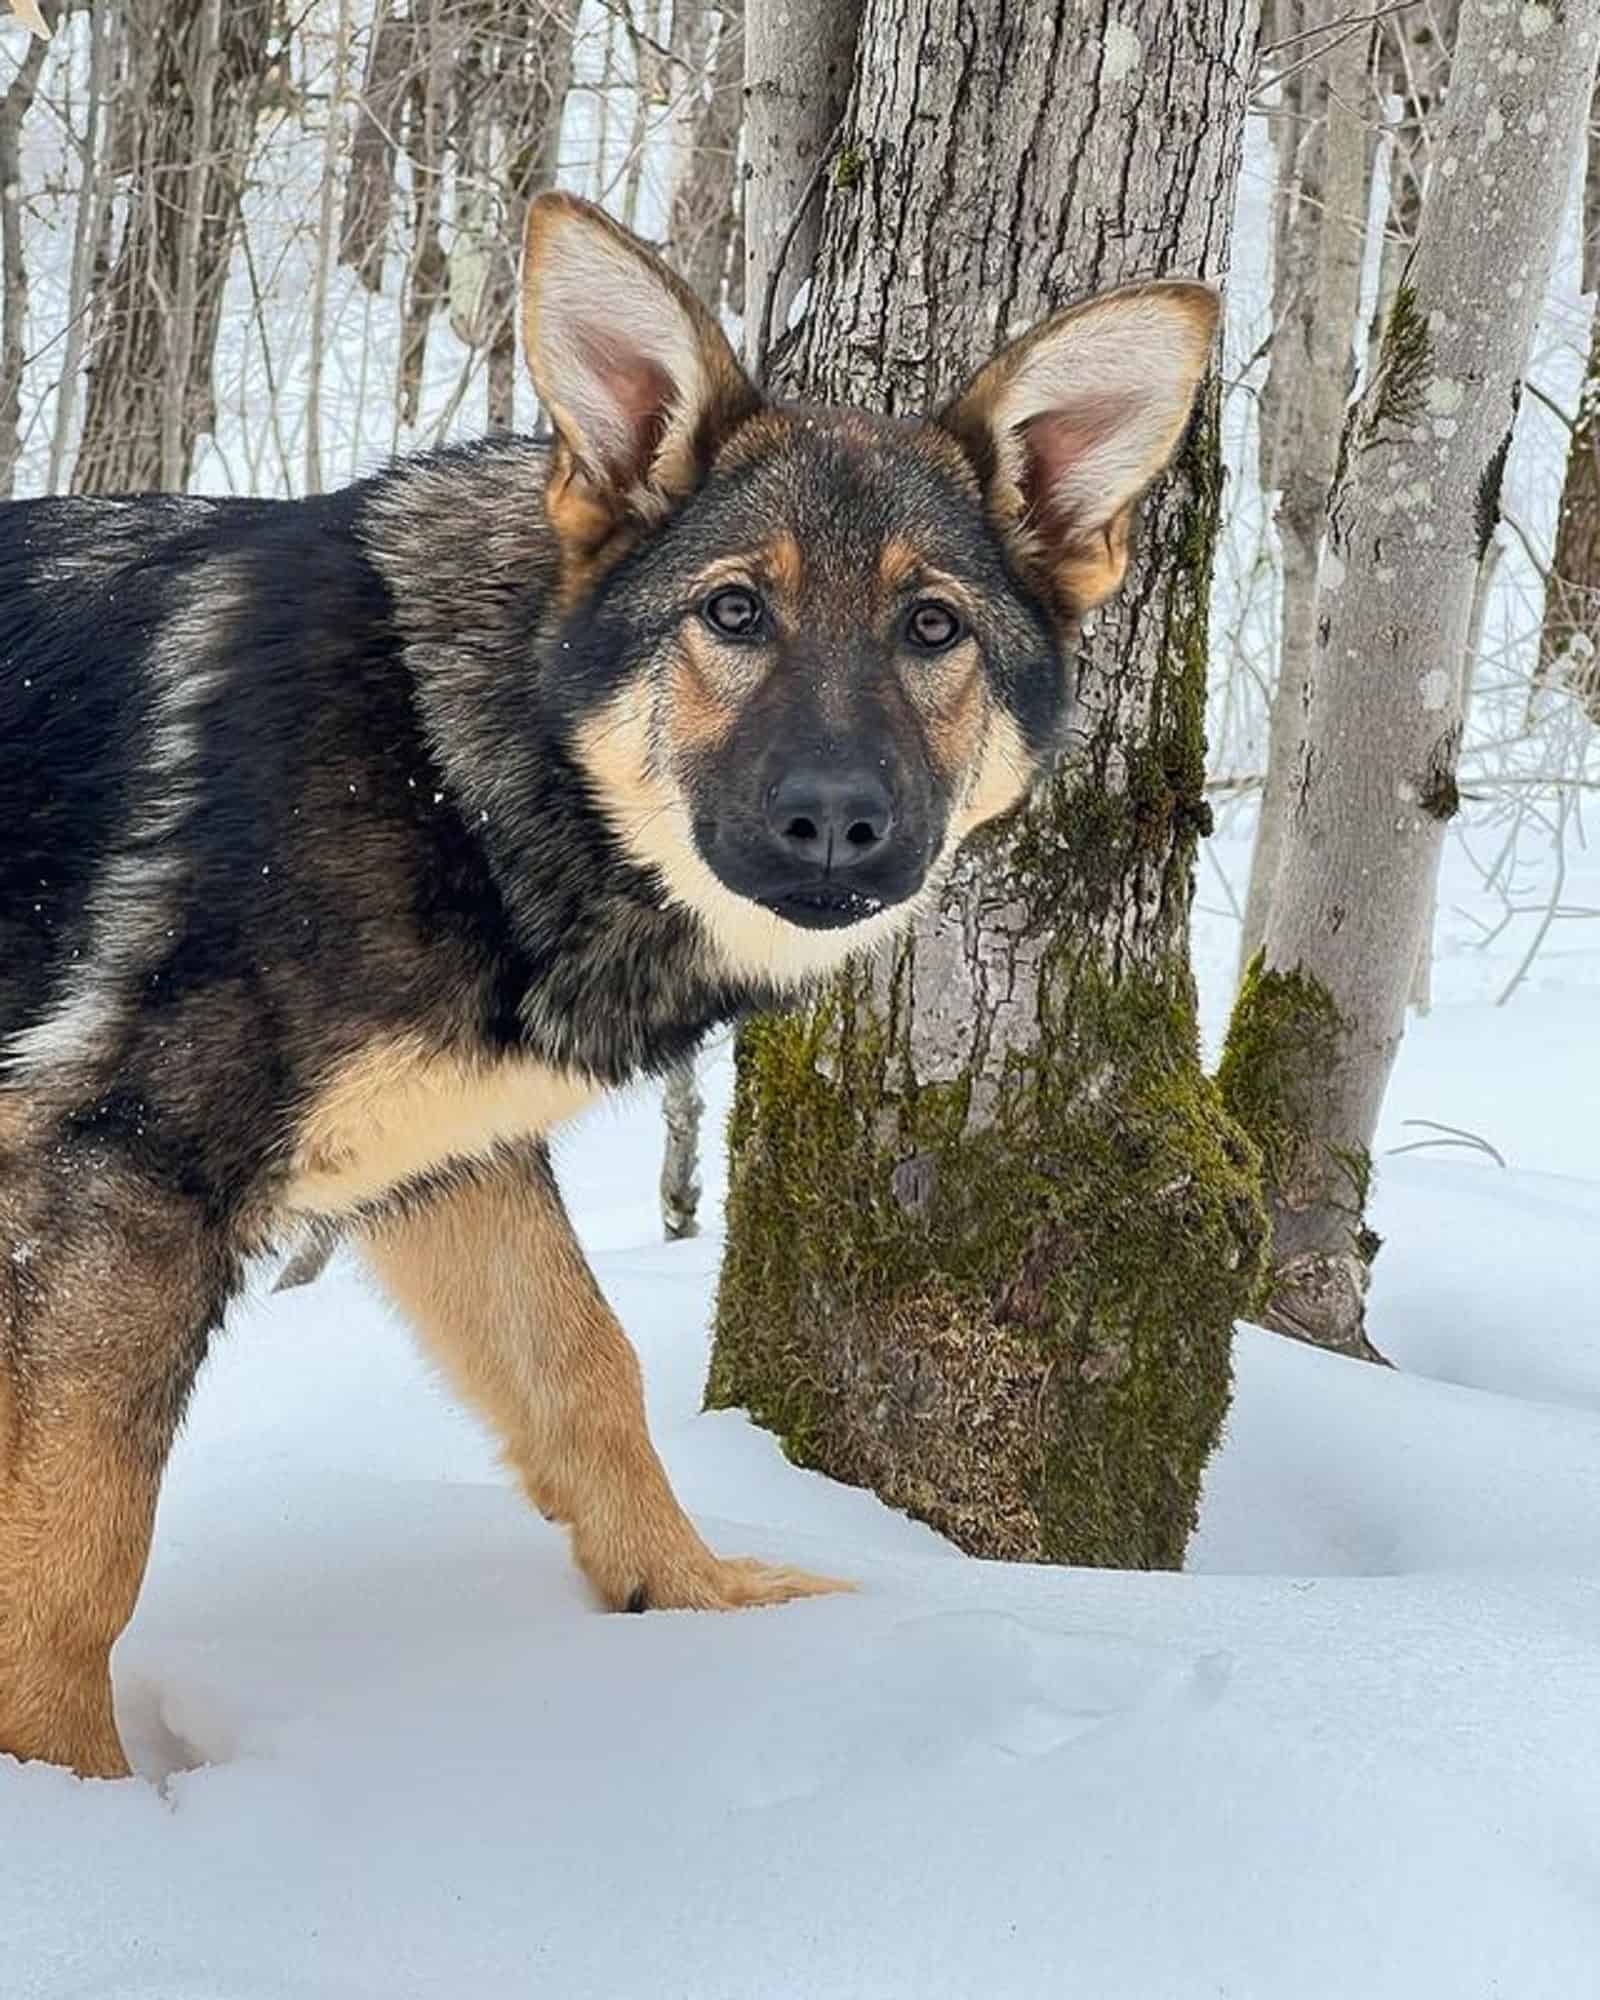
[4,823,1597,1999]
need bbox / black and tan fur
[0,195,1217,1778]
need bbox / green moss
[1366,283,1431,440]
[1216,953,1379,1252]
[711,963,1267,1570]
[832,142,867,191]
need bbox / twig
[1260,0,1423,61]
[1384,1118,1507,1168]
[1252,12,1390,107]
[1523,376,1576,436]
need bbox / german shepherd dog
[0,194,1215,1778]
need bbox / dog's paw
[584,1536,854,1614]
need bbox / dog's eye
[904,599,964,653]
[702,586,765,640]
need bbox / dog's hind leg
[0,1136,226,1777]
[359,1145,850,1614]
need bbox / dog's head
[521,194,1216,987]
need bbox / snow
[5,833,1600,1999]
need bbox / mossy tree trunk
[1220,0,1600,1360]
[708,0,1268,1570]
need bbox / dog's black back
[0,456,762,1219]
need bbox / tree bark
[471,1,574,432]
[1539,86,1600,722]
[0,9,50,496]
[709,0,1267,1570]
[1362,0,1457,387]
[72,0,275,494]
[742,0,861,374]
[1240,4,1375,970]
[340,0,412,294]
[1220,0,1599,1360]
[304,0,353,494]
[45,0,113,494]
[665,1,743,318]
[660,1058,705,1241]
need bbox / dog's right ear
[522,193,760,565]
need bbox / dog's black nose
[766,764,895,871]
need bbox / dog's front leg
[358,1146,848,1613]
[1,1152,226,1779]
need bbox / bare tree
[44,0,113,494]
[1240,2,1375,967]
[72,0,276,494]
[1540,93,1600,722]
[0,4,51,495]
[1220,0,1600,1360]
[340,0,412,293]
[710,0,1266,1570]
[455,1,575,430]
[665,1,743,317]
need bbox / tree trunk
[1220,0,1599,1360]
[72,0,275,494]
[475,1,574,432]
[1539,86,1600,723]
[340,0,412,294]
[742,0,861,374]
[1240,4,1374,970]
[1362,0,1458,387]
[45,0,114,494]
[0,10,50,496]
[394,0,453,429]
[651,3,747,1238]
[709,0,1267,1570]
[304,0,353,494]
[660,1058,705,1241]
[665,1,743,318]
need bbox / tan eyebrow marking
[877,544,980,623]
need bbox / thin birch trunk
[1240,4,1374,970]
[711,0,1266,1570]
[45,0,113,494]
[1220,0,1600,1360]
[305,0,352,494]
[0,13,49,496]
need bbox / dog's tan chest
[282,1037,599,1218]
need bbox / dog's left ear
[938,280,1219,614]
[522,193,760,562]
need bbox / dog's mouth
[760,883,888,931]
